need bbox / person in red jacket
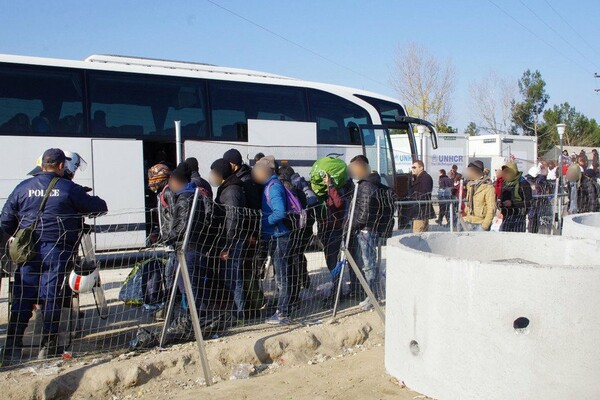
[494,168,504,198]
[321,173,346,269]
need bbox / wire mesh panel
[0,181,584,370]
[0,187,395,368]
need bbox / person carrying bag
[9,177,60,264]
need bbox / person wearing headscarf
[147,163,174,242]
[499,162,532,232]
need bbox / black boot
[38,335,62,360]
[0,324,25,367]
[166,315,193,341]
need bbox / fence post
[449,201,455,232]
[159,262,181,347]
[343,249,385,324]
[175,120,182,164]
[332,180,359,318]
[158,189,213,386]
[552,177,560,235]
[177,249,213,386]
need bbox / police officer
[1,148,107,364]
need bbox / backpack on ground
[119,258,166,306]
[265,180,307,229]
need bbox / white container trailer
[390,132,468,189]
[468,134,537,175]
[423,133,469,189]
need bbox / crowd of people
[0,145,398,366]
[424,150,600,234]
[145,150,394,336]
[2,144,599,365]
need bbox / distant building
[468,134,537,174]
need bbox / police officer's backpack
[9,177,60,264]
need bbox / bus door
[359,125,399,191]
[91,139,146,251]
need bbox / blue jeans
[9,242,74,338]
[323,229,344,272]
[268,235,292,316]
[350,230,380,296]
[164,251,178,294]
[176,249,209,313]
[224,240,245,319]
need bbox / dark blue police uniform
[1,170,107,348]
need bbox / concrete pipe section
[562,212,600,239]
[385,232,600,400]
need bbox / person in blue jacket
[252,156,292,325]
[1,148,107,364]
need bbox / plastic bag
[129,328,159,350]
[118,263,143,305]
[310,156,349,198]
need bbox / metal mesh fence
[0,182,584,370]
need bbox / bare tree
[469,71,517,134]
[390,42,456,131]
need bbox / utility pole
[595,73,600,92]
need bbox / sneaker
[166,315,193,340]
[359,298,374,311]
[38,336,62,360]
[266,311,291,325]
[143,302,165,313]
[153,307,167,322]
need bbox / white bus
[0,54,438,250]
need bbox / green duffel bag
[9,177,60,264]
[9,226,37,264]
[310,156,349,198]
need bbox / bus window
[209,81,307,141]
[0,65,84,135]
[354,95,406,127]
[88,73,207,138]
[308,90,371,145]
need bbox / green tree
[511,69,550,137]
[436,124,458,133]
[391,42,456,132]
[538,102,600,155]
[465,122,479,136]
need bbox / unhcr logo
[395,154,413,162]
[432,155,464,165]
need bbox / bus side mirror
[395,115,439,150]
[429,126,438,149]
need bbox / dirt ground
[0,309,425,400]
[174,346,418,400]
